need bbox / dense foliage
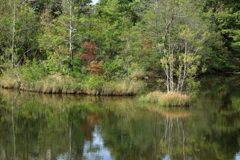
[0,0,239,94]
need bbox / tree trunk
[11,0,16,68]
[69,0,73,60]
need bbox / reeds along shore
[0,75,144,96]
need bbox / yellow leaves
[88,61,105,76]
[187,65,197,74]
[202,31,211,40]
[160,49,202,92]
[178,26,194,39]
[17,76,21,82]
[201,63,207,73]
[160,56,167,64]
[157,42,164,48]
[160,54,173,70]
[54,11,61,15]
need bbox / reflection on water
[83,125,112,160]
[0,75,239,160]
[163,155,170,160]
[234,152,240,160]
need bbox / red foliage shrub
[72,41,96,66]
[81,41,96,62]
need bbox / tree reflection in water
[83,125,112,160]
[0,75,239,160]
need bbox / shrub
[70,54,85,78]
[88,61,105,75]
[103,57,127,80]
[129,63,146,79]
[87,75,104,89]
[83,75,104,95]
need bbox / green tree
[203,0,240,72]
[38,10,69,74]
[123,0,209,92]
[0,0,40,67]
[37,0,92,74]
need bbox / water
[0,75,239,160]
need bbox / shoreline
[0,85,137,96]
[0,77,142,96]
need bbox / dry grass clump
[139,91,190,107]
[160,92,189,106]
[0,78,18,89]
[0,72,21,89]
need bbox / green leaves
[0,0,239,86]
[202,0,240,71]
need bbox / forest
[0,0,239,96]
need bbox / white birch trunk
[166,68,170,92]
[168,34,174,92]
[170,49,174,92]
[176,64,182,92]
[180,37,188,92]
[69,0,73,60]
[11,0,16,68]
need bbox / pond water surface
[0,75,240,160]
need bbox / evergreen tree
[203,0,240,72]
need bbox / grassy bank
[0,73,144,96]
[139,91,191,107]
[0,56,148,96]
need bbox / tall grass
[1,72,144,96]
[83,80,144,95]
[139,91,190,107]
[38,75,81,94]
[0,78,17,89]
[0,61,145,95]
[0,67,22,89]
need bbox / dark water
[0,75,239,160]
